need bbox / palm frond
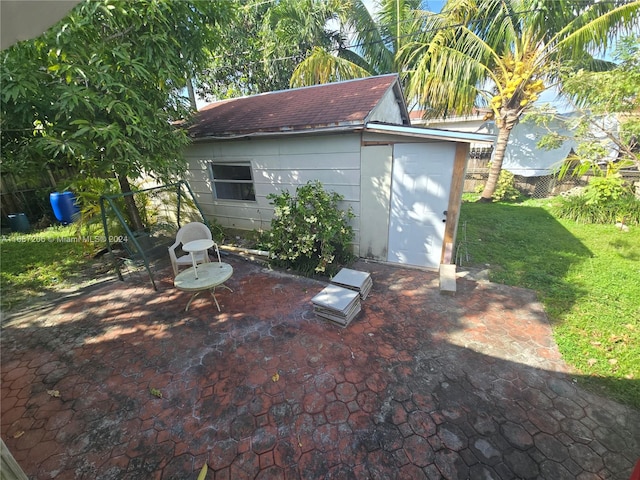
[339,0,395,74]
[290,47,370,87]
[338,48,374,74]
[406,39,492,117]
[402,8,508,115]
[553,1,640,62]
[376,0,422,49]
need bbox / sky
[363,0,446,15]
[424,0,446,12]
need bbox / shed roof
[188,74,409,139]
[365,123,495,144]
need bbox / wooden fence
[1,166,78,229]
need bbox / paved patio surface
[1,255,639,479]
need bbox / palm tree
[261,0,347,88]
[289,0,423,86]
[198,0,343,99]
[400,0,640,201]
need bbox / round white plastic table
[182,239,215,278]
[174,262,233,311]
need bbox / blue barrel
[8,213,30,233]
[50,191,80,224]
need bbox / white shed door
[388,143,455,268]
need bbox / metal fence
[465,168,640,199]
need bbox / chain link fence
[464,170,589,198]
[465,167,640,199]
[465,150,640,198]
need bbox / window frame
[208,160,256,202]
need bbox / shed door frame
[387,142,456,269]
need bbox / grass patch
[459,199,640,408]
[0,226,103,311]
[550,193,640,225]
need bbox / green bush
[261,181,355,275]
[582,175,630,205]
[492,170,521,202]
[474,169,521,202]
[62,177,126,236]
[65,177,148,237]
[551,193,640,225]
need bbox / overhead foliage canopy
[399,0,640,200]
[290,0,422,87]
[197,0,343,100]
[538,34,640,178]
[563,35,640,156]
[1,0,231,185]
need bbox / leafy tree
[196,1,275,100]
[532,35,640,222]
[197,0,342,100]
[555,34,640,175]
[525,36,640,226]
[1,0,231,230]
[290,0,422,87]
[263,0,347,89]
[400,0,640,201]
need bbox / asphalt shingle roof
[188,74,404,139]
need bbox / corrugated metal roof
[188,74,407,139]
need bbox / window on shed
[209,162,256,201]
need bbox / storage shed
[184,74,494,270]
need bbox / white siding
[184,133,362,254]
[368,88,404,124]
[360,145,392,261]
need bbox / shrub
[65,177,131,237]
[261,181,355,275]
[582,174,630,205]
[474,169,521,202]
[492,170,521,202]
[551,193,640,225]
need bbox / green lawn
[0,226,102,311]
[458,198,640,408]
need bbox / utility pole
[397,0,401,52]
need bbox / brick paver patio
[1,256,639,479]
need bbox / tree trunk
[186,77,197,110]
[479,122,514,202]
[117,173,145,232]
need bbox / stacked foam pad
[311,268,373,327]
[330,268,373,299]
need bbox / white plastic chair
[168,222,219,276]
